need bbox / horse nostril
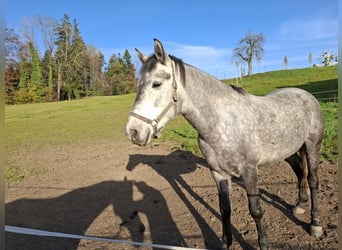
[130,129,138,140]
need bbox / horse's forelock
[140,54,186,86]
[140,55,158,75]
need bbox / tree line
[6,16,337,105]
[5,13,137,104]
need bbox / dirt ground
[5,139,338,249]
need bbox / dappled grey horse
[125,39,324,249]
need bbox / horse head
[126,39,181,146]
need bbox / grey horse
[125,39,324,249]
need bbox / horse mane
[141,54,186,86]
[229,84,246,94]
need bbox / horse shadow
[126,150,255,249]
[5,179,185,249]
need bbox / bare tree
[283,56,288,70]
[19,16,36,47]
[231,31,265,77]
[85,45,105,94]
[36,15,58,99]
[308,52,313,67]
[36,15,58,53]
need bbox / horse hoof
[310,225,323,238]
[220,243,228,250]
[293,206,305,215]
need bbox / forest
[5,13,137,104]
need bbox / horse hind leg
[304,140,323,238]
[285,148,310,215]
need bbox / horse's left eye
[152,81,162,88]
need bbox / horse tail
[300,146,310,196]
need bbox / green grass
[223,66,337,95]
[5,95,135,149]
[5,66,338,183]
[5,165,27,183]
[320,102,338,162]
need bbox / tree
[28,42,45,101]
[283,56,288,70]
[55,13,73,101]
[18,58,28,91]
[231,31,265,77]
[123,49,137,93]
[69,18,87,99]
[308,52,313,67]
[36,15,58,100]
[85,45,105,95]
[105,51,137,95]
[5,26,27,104]
[55,15,88,100]
[20,16,36,48]
[319,50,337,66]
[234,61,240,83]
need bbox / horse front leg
[199,138,233,248]
[242,168,268,250]
[212,171,233,249]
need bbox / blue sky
[5,0,338,79]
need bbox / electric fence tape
[5,225,205,250]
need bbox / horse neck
[179,65,242,137]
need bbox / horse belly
[254,106,311,165]
[256,132,305,165]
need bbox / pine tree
[105,51,137,95]
[41,50,54,101]
[18,58,28,91]
[29,42,45,101]
[69,19,87,99]
[123,49,137,93]
[55,13,72,101]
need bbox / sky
[5,0,338,79]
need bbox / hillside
[5,66,338,168]
[222,65,338,97]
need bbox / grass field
[5,96,133,148]
[5,65,338,178]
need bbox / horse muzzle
[125,118,153,146]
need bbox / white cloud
[167,41,230,61]
[280,19,337,41]
[164,41,233,78]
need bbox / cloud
[164,41,233,77]
[280,19,337,41]
[166,42,231,62]
[99,43,234,78]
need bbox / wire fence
[311,89,338,103]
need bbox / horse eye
[152,81,162,88]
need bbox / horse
[125,39,324,249]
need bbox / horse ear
[154,38,167,64]
[135,48,148,63]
